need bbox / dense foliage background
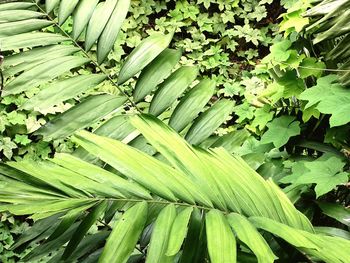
[0,0,349,262]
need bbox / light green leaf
[72,0,99,40]
[97,0,130,64]
[58,0,79,25]
[3,56,90,96]
[169,79,215,132]
[133,48,182,102]
[206,210,236,263]
[149,66,198,116]
[294,156,348,197]
[22,74,106,111]
[227,213,277,263]
[118,32,174,85]
[99,202,148,263]
[185,99,234,145]
[166,207,193,256]
[36,94,126,140]
[146,205,176,263]
[85,0,118,51]
[318,202,350,227]
[261,116,300,148]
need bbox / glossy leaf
[166,207,193,256]
[97,0,130,64]
[149,66,198,116]
[36,94,127,140]
[118,32,174,84]
[72,0,99,40]
[85,0,118,51]
[169,79,215,132]
[58,0,79,25]
[146,205,176,263]
[185,99,235,145]
[3,56,89,96]
[227,213,277,263]
[99,202,148,263]
[0,19,53,37]
[133,48,182,102]
[206,210,236,263]
[22,74,107,111]
[62,201,108,259]
[0,32,69,51]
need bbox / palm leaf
[0,0,233,146]
[0,114,349,262]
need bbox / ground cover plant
[0,0,349,262]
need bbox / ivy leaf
[14,135,32,146]
[295,157,348,197]
[299,58,326,78]
[277,71,305,98]
[0,137,17,159]
[300,75,350,127]
[234,103,255,123]
[6,111,26,125]
[261,116,300,148]
[280,10,309,33]
[299,75,337,108]
[269,40,292,62]
[251,106,274,130]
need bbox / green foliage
[260,116,300,148]
[0,0,349,262]
[1,115,349,262]
[281,155,349,197]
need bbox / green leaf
[133,48,182,102]
[118,32,174,85]
[169,79,215,132]
[294,156,348,197]
[269,40,292,62]
[46,0,60,13]
[227,213,277,263]
[72,0,99,40]
[1,9,35,26]
[206,210,236,263]
[299,57,326,78]
[36,94,126,140]
[146,205,176,263]
[0,19,53,37]
[149,66,198,116]
[97,0,130,64]
[185,99,234,145]
[318,202,350,227]
[0,2,34,11]
[280,10,309,33]
[261,116,300,148]
[0,32,69,51]
[62,201,108,259]
[166,207,193,256]
[58,0,79,25]
[300,75,350,127]
[0,137,17,159]
[99,202,148,263]
[250,216,350,263]
[14,135,31,146]
[85,0,119,51]
[3,56,90,96]
[21,74,107,111]
[180,208,206,263]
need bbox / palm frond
[304,0,350,85]
[0,0,233,146]
[1,114,349,262]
